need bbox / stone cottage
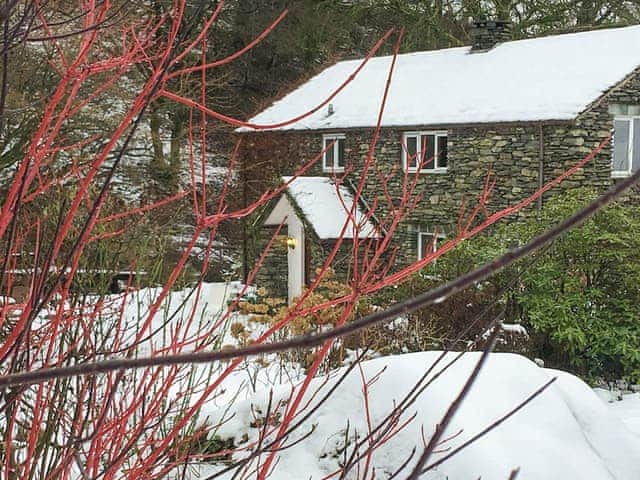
[237,22,640,302]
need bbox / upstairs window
[417,230,445,260]
[322,134,346,172]
[403,131,448,173]
[612,116,640,178]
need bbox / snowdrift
[203,352,640,479]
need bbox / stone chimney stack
[470,19,512,52]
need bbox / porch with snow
[263,176,378,303]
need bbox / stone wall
[542,66,640,192]
[253,226,289,299]
[251,219,364,299]
[241,67,640,273]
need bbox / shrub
[237,270,376,369]
[428,189,640,382]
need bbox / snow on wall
[240,25,640,131]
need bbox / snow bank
[73,285,639,479]
[113,282,306,407]
[200,352,640,479]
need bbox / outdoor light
[285,236,297,249]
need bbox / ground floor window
[417,229,445,260]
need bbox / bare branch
[1,166,638,389]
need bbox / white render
[239,25,640,131]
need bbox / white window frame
[402,131,448,173]
[417,230,446,260]
[322,133,346,173]
[612,115,638,178]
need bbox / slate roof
[240,25,640,131]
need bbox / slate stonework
[253,227,289,299]
[251,212,366,299]
[241,67,640,279]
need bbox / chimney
[470,19,511,52]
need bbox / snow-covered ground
[113,282,306,406]
[59,282,640,479]
[115,282,638,480]
[612,394,640,437]
[191,351,640,480]
[597,389,640,438]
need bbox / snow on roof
[240,25,640,131]
[272,176,378,239]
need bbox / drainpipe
[538,124,545,211]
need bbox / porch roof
[264,176,378,240]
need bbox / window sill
[323,168,345,174]
[612,171,631,179]
[406,168,448,174]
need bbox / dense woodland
[3,0,640,176]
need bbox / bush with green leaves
[427,189,640,382]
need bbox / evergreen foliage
[428,190,640,381]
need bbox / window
[417,230,445,260]
[322,134,346,172]
[612,116,640,178]
[402,131,448,172]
